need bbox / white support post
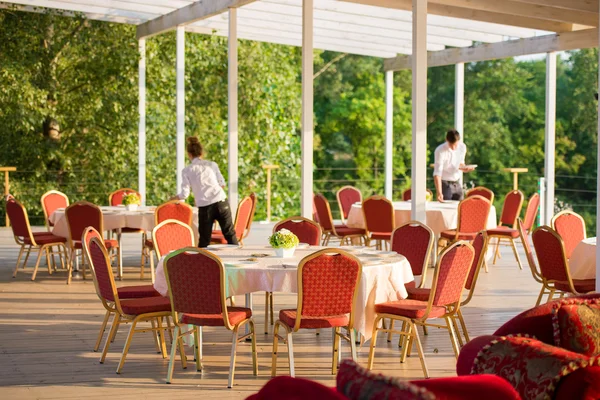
[176,25,185,193]
[545,52,557,225]
[411,0,428,222]
[596,19,600,292]
[455,62,464,190]
[384,70,394,200]
[538,177,546,226]
[228,8,239,215]
[138,38,146,206]
[301,0,314,219]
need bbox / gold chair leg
[156,317,168,358]
[30,248,44,281]
[228,326,240,388]
[249,319,258,376]
[177,334,188,370]
[387,319,394,342]
[13,245,25,277]
[451,316,464,348]
[411,321,429,378]
[446,317,461,359]
[349,328,358,361]
[23,245,33,269]
[400,323,413,363]
[45,246,53,275]
[166,325,180,384]
[535,286,546,307]
[94,310,113,352]
[286,329,295,378]
[457,309,470,344]
[116,319,138,374]
[367,317,381,370]
[100,315,121,364]
[493,237,502,264]
[271,321,281,377]
[510,238,523,270]
[139,240,146,280]
[194,326,203,371]
[264,292,270,334]
[150,249,155,284]
[332,327,341,375]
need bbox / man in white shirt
[433,129,474,202]
[176,137,238,247]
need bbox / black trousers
[441,180,464,201]
[197,200,239,248]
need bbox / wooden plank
[511,0,598,14]
[384,28,599,71]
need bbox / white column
[455,63,464,135]
[138,38,146,206]
[384,70,394,200]
[596,20,600,292]
[228,8,239,215]
[301,0,314,219]
[545,52,557,224]
[411,0,427,222]
[176,25,185,193]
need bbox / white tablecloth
[570,237,596,280]
[153,245,414,341]
[346,201,497,235]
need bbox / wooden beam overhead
[136,0,257,39]
[510,0,598,14]
[384,28,599,71]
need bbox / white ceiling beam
[136,0,257,39]
[384,28,599,70]
[37,0,175,15]
[510,0,598,14]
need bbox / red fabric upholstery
[119,296,172,315]
[337,186,361,220]
[440,230,477,241]
[181,307,252,327]
[117,284,161,299]
[456,196,491,235]
[74,238,118,249]
[522,193,540,232]
[370,232,392,240]
[465,233,486,291]
[65,202,102,246]
[486,227,519,238]
[335,226,366,236]
[88,239,117,302]
[279,309,349,329]
[153,221,194,257]
[532,227,571,285]
[233,196,253,240]
[210,232,227,244]
[432,245,474,307]
[375,300,446,319]
[275,219,321,246]
[6,198,31,238]
[406,287,431,301]
[498,190,523,227]
[402,188,412,201]
[156,201,193,225]
[314,194,334,232]
[554,279,596,293]
[392,223,433,278]
[24,234,66,245]
[246,376,347,400]
[554,366,600,400]
[42,191,68,226]
[552,300,600,356]
[466,187,494,202]
[553,212,586,259]
[413,375,520,400]
[456,335,498,376]
[363,197,394,237]
[109,188,140,206]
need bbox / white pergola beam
[138,38,146,205]
[136,0,256,39]
[384,28,599,70]
[300,0,313,219]
[455,62,464,135]
[544,52,557,225]
[228,7,239,215]
[384,70,393,200]
[176,25,185,193]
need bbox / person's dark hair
[186,137,203,158]
[446,129,460,144]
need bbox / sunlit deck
[0,223,540,400]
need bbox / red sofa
[457,294,600,400]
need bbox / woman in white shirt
[433,129,474,202]
[176,137,238,247]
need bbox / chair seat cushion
[487,227,519,238]
[210,231,228,244]
[406,286,431,302]
[375,299,446,319]
[119,296,171,315]
[555,279,596,293]
[33,232,56,237]
[117,284,161,299]
[553,301,600,356]
[370,232,392,240]
[73,239,118,249]
[144,238,154,248]
[335,227,365,236]
[181,307,252,327]
[120,227,144,233]
[279,309,349,329]
[440,230,477,240]
[24,234,66,245]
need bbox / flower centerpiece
[268,228,300,258]
[122,192,141,211]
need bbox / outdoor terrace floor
[0,223,540,399]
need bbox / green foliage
[268,229,299,249]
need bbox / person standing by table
[433,129,474,202]
[175,137,238,248]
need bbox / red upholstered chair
[401,188,433,201]
[551,210,586,259]
[211,194,256,245]
[314,193,366,246]
[82,227,161,352]
[108,187,141,206]
[439,195,491,250]
[336,186,362,224]
[368,241,475,378]
[141,200,193,283]
[466,186,494,204]
[7,197,67,281]
[522,192,540,234]
[109,187,145,272]
[163,248,257,387]
[83,236,171,372]
[362,195,395,250]
[152,219,195,260]
[271,249,362,377]
[518,219,552,306]
[65,201,120,284]
[487,190,524,269]
[40,190,69,230]
[532,225,595,300]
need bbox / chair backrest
[463,232,487,298]
[428,241,475,310]
[362,195,395,235]
[466,186,495,204]
[82,227,109,301]
[532,226,571,285]
[498,190,524,227]
[336,186,362,222]
[243,193,258,239]
[391,221,434,279]
[84,236,119,304]
[313,194,334,233]
[401,189,433,201]
[41,190,69,228]
[6,197,35,244]
[518,218,542,283]
[155,200,194,225]
[522,193,540,233]
[152,219,195,258]
[293,249,362,331]
[109,188,140,206]
[65,201,103,247]
[273,217,321,246]
[164,248,233,329]
[456,195,491,234]
[232,195,254,240]
[551,210,586,259]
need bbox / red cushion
[24,234,66,245]
[440,230,477,240]
[554,366,600,400]
[553,301,600,356]
[554,279,596,293]
[334,226,365,236]
[73,239,118,249]
[119,296,171,315]
[210,232,228,244]
[33,231,56,237]
[486,227,519,238]
[246,376,347,400]
[457,335,498,376]
[375,299,446,319]
[181,306,252,327]
[279,309,349,329]
[370,232,391,240]
[413,375,520,400]
[117,284,161,299]
[144,238,154,248]
[120,227,144,233]
[406,287,431,302]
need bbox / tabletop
[570,237,597,280]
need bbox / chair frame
[211,195,254,245]
[517,219,552,306]
[367,241,475,378]
[490,190,524,267]
[336,186,362,224]
[362,195,395,250]
[315,193,366,246]
[271,249,362,377]
[108,187,141,206]
[163,248,258,387]
[550,210,587,258]
[466,186,495,204]
[151,219,196,260]
[401,188,433,201]
[438,195,491,249]
[40,189,69,231]
[393,221,434,289]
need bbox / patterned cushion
[486,227,519,238]
[406,287,431,302]
[554,279,596,294]
[117,284,161,299]
[375,300,446,319]
[181,307,252,327]
[119,296,172,315]
[552,299,600,356]
[73,239,118,249]
[336,359,435,400]
[24,234,66,245]
[279,309,349,329]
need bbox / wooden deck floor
[0,224,541,399]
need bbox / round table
[153,245,414,341]
[570,237,597,280]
